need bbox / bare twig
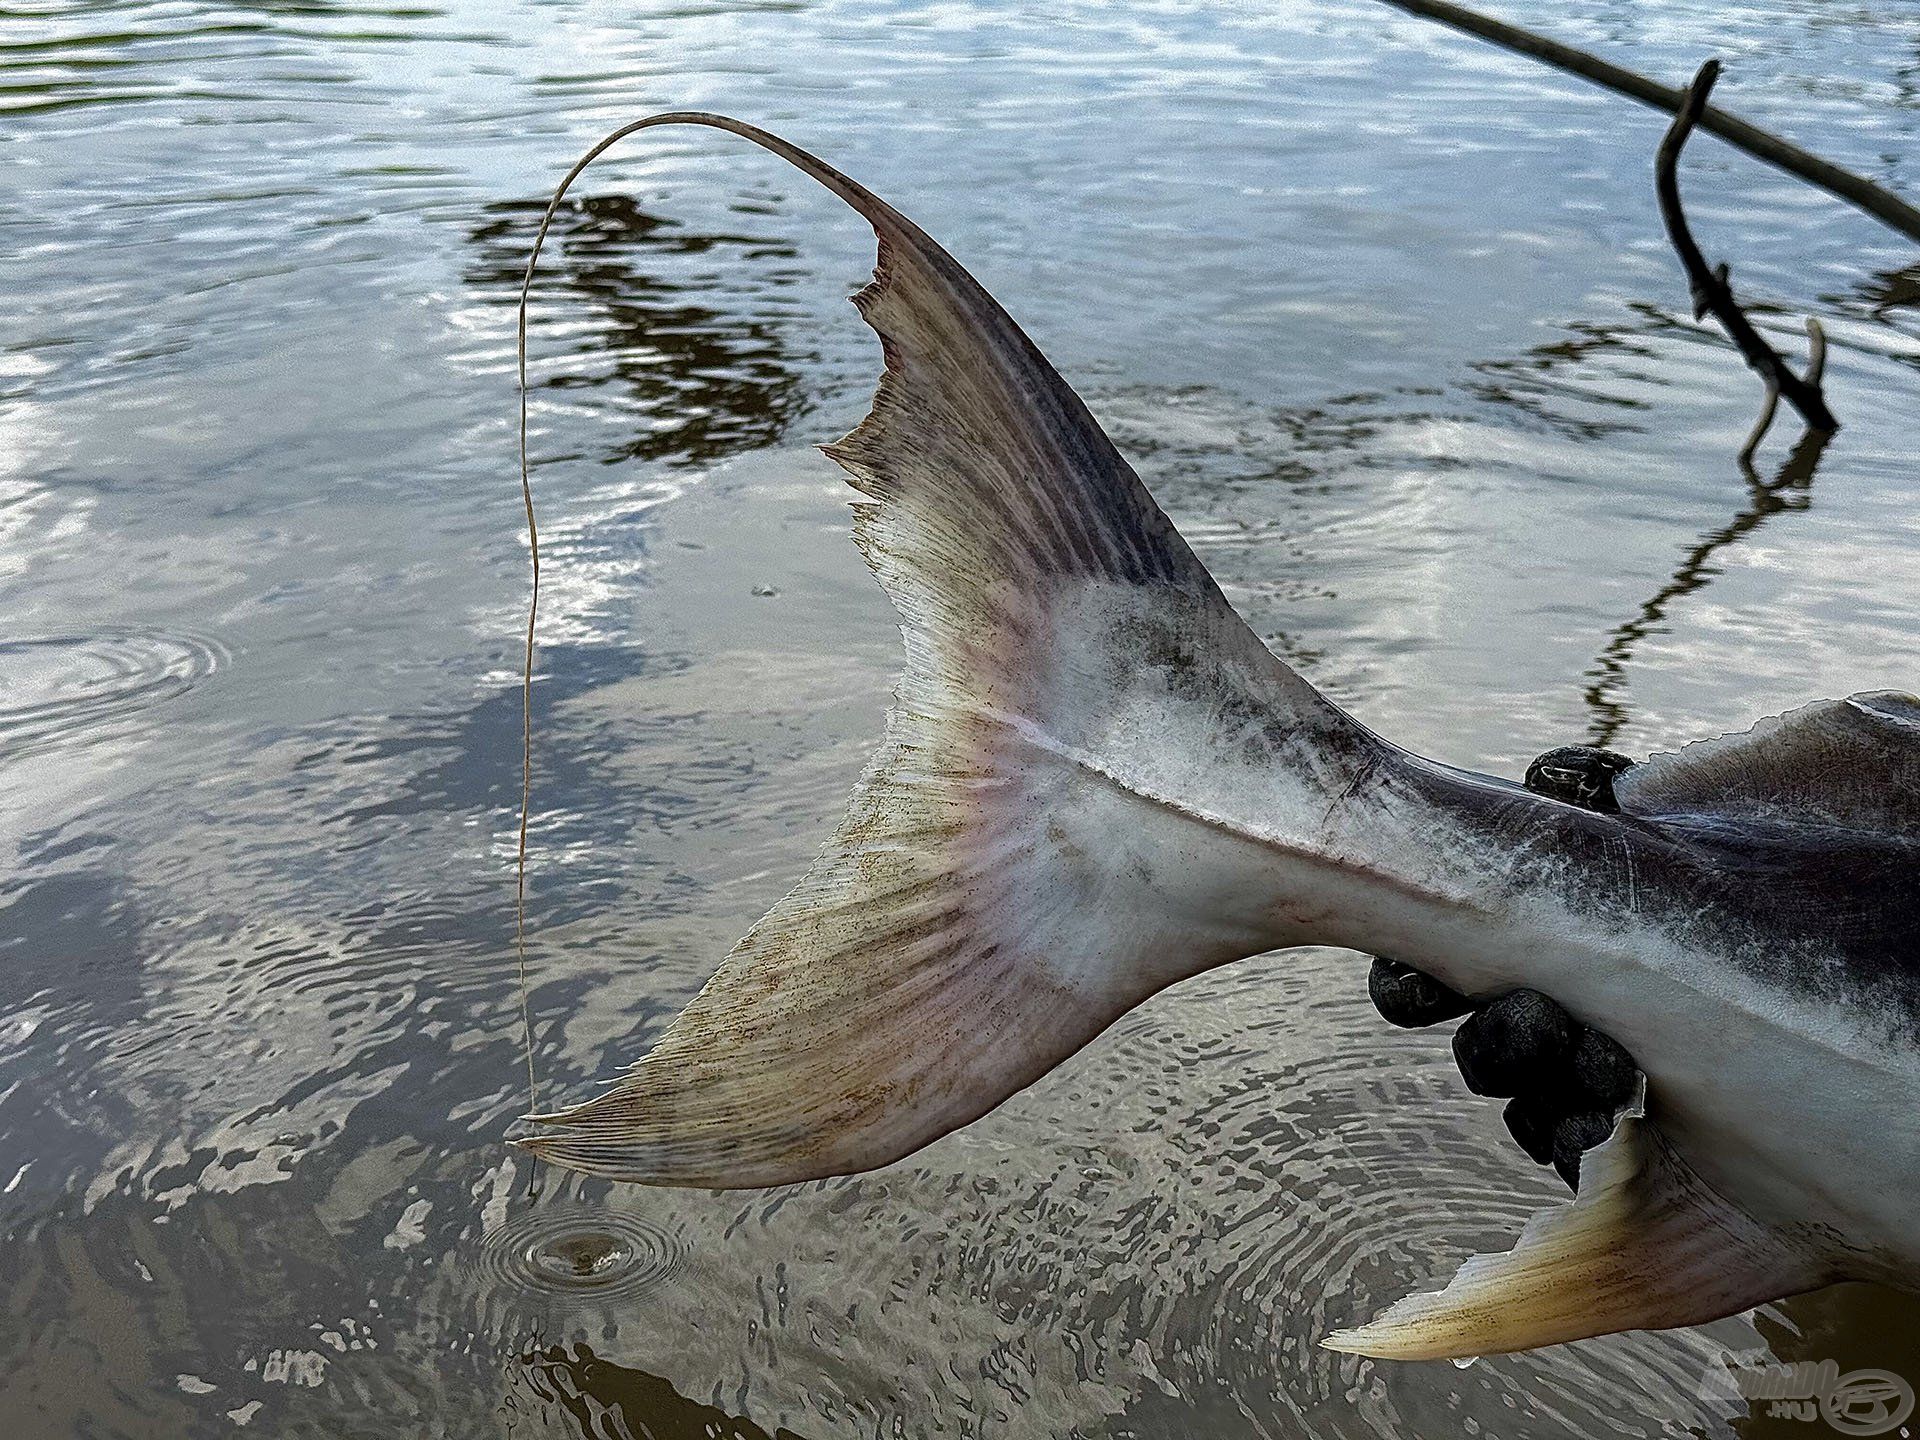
[1737,315,1825,474]
[1740,376,1782,472]
[1657,61,1837,465]
[1377,0,1920,247]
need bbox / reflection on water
[1857,260,1920,315]
[468,195,813,466]
[505,1343,809,1440]
[1466,312,1662,443]
[1584,428,1830,747]
[3,0,1919,1436]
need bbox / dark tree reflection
[1447,303,1844,748]
[468,194,814,467]
[1583,427,1831,747]
[504,1343,812,1440]
[1856,260,1920,317]
[1464,314,1662,441]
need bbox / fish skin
[1030,576,1920,1296]
[516,112,1920,1354]
[1375,734,1920,1290]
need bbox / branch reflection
[1583,426,1832,747]
[468,194,812,467]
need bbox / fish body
[518,113,1920,1358]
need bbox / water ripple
[0,629,226,762]
[461,1201,687,1335]
[7,0,1920,1435]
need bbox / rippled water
[4,1,1919,1435]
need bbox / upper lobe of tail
[517,114,1366,1186]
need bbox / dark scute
[1452,989,1578,1097]
[1502,1093,1560,1166]
[1368,956,1474,1028]
[1551,1109,1616,1191]
[1524,745,1633,813]
[1570,1028,1638,1111]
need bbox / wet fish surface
[521,114,1920,1362]
[9,4,1920,1432]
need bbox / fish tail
[517,113,1359,1186]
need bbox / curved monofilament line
[508,111,1340,1189]
[511,113,770,1127]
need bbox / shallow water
[4,1,1919,1435]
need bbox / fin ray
[1324,1086,1834,1359]
[518,113,1332,1186]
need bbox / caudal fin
[1324,1086,1834,1359]
[518,114,1364,1186]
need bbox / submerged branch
[1377,0,1920,247]
[1656,61,1837,465]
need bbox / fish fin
[1616,692,1920,836]
[519,114,1348,1186]
[1324,1087,1833,1359]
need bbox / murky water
[4,1,1919,1435]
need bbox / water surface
[4,1,1919,1435]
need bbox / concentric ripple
[0,630,227,762]
[463,1204,687,1336]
